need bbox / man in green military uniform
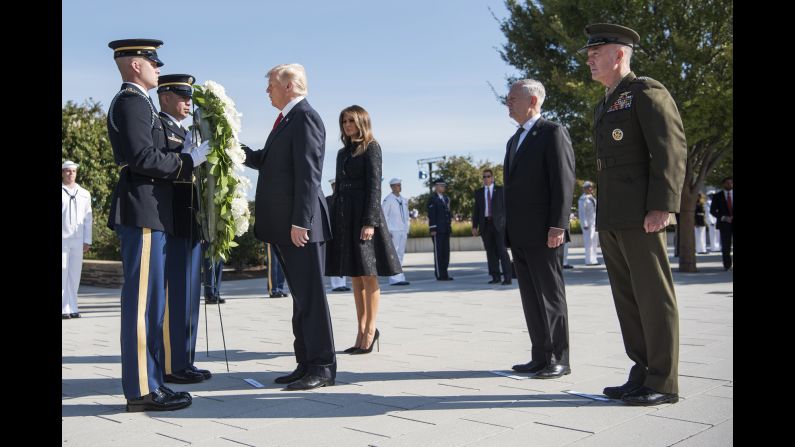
[581,23,687,405]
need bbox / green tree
[497,0,732,272]
[62,100,121,260]
[409,156,504,220]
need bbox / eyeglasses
[482,175,492,178]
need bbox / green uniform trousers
[599,228,679,393]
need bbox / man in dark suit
[241,63,336,391]
[156,74,213,385]
[106,39,209,412]
[472,168,512,285]
[709,177,733,270]
[503,79,575,380]
[428,179,453,280]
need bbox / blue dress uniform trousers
[116,224,167,399]
[202,245,224,300]
[267,243,286,293]
[164,236,201,374]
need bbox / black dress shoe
[62,314,71,319]
[284,374,335,391]
[69,313,81,318]
[126,388,191,412]
[622,386,679,405]
[274,366,307,384]
[342,286,352,291]
[206,296,226,304]
[159,386,192,400]
[188,365,212,380]
[512,360,547,373]
[488,278,501,284]
[533,364,571,379]
[563,264,574,269]
[392,281,410,286]
[501,280,512,285]
[331,287,347,292]
[603,381,642,399]
[164,369,205,384]
[269,292,288,298]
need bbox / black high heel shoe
[343,346,358,353]
[352,329,379,354]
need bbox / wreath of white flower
[192,81,250,262]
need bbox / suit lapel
[264,100,305,151]
[509,119,544,176]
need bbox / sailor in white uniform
[62,160,92,319]
[578,181,599,265]
[382,178,410,285]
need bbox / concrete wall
[405,232,675,253]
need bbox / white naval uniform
[330,275,348,289]
[382,192,410,284]
[62,183,92,314]
[706,197,721,252]
[578,193,599,264]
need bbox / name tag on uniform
[168,134,184,143]
[607,91,633,113]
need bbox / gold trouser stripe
[267,244,273,291]
[163,282,171,374]
[137,228,152,396]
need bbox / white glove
[181,131,194,152]
[190,141,211,166]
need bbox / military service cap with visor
[157,74,195,97]
[578,24,640,54]
[108,38,164,67]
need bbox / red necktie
[726,191,732,216]
[487,187,492,217]
[272,112,284,131]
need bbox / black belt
[596,152,650,171]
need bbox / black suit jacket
[106,83,194,234]
[242,99,332,245]
[709,190,733,231]
[503,118,575,248]
[472,185,506,233]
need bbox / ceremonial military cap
[578,23,640,53]
[62,160,79,169]
[433,178,447,186]
[389,178,402,185]
[157,74,195,97]
[108,38,164,67]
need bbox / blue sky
[62,0,523,202]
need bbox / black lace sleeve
[362,141,382,227]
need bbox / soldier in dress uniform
[327,179,350,291]
[427,178,453,280]
[582,24,686,405]
[156,74,212,384]
[106,39,209,412]
[266,242,288,297]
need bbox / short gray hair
[267,63,308,96]
[512,79,546,107]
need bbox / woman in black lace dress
[326,105,402,354]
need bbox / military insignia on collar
[607,91,633,112]
[612,129,624,141]
[168,134,184,143]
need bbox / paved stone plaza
[62,248,733,446]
